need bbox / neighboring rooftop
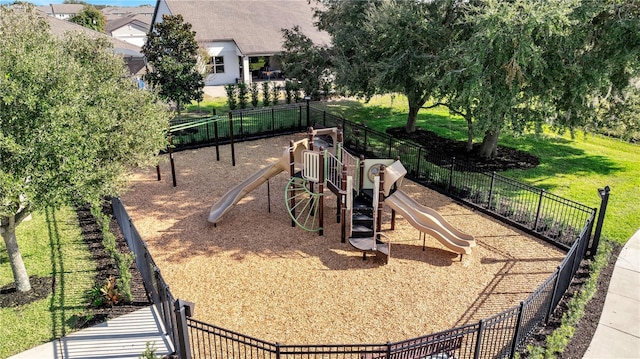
[105,13,151,35]
[44,14,146,74]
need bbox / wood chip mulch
[121,134,565,345]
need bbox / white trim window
[209,56,225,74]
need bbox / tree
[0,7,170,292]
[441,0,640,158]
[277,26,332,100]
[142,14,204,118]
[316,0,458,132]
[69,5,106,32]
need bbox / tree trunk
[405,104,421,133]
[1,215,31,292]
[478,129,500,159]
[465,108,474,152]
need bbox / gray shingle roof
[161,0,330,55]
[106,14,152,34]
[44,15,143,57]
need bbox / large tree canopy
[0,7,170,292]
[313,0,640,158]
[142,14,204,117]
[316,0,459,133]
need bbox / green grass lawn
[189,93,639,244]
[0,207,95,358]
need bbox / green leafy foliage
[314,0,640,157]
[237,82,249,109]
[69,5,106,32]
[225,84,237,110]
[278,26,332,99]
[139,342,159,359]
[262,82,272,107]
[250,83,259,108]
[142,14,204,116]
[0,6,169,292]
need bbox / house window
[209,56,225,74]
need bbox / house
[44,14,147,76]
[151,0,330,86]
[102,5,155,21]
[106,14,152,47]
[37,4,85,20]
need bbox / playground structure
[208,126,476,263]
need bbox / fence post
[214,120,220,161]
[298,105,302,128]
[488,171,496,209]
[590,186,610,257]
[388,136,393,158]
[169,137,177,187]
[386,341,392,357]
[276,342,281,359]
[305,96,310,128]
[415,147,422,179]
[546,266,562,324]
[474,319,485,359]
[206,118,211,144]
[509,302,525,358]
[229,112,236,167]
[534,189,545,231]
[319,148,325,236]
[449,157,455,192]
[272,108,276,137]
[173,299,192,359]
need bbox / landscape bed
[121,134,565,345]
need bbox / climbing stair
[351,194,375,239]
[348,190,389,263]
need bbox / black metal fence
[111,197,179,355]
[169,103,596,250]
[120,103,601,358]
[169,104,309,151]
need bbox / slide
[385,190,476,255]
[208,155,288,224]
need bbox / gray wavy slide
[208,156,288,224]
[385,190,476,254]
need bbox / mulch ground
[119,133,566,345]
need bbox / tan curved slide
[385,190,476,255]
[208,155,289,224]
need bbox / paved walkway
[584,228,640,358]
[9,305,172,359]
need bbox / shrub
[100,276,122,307]
[272,83,281,105]
[237,82,248,109]
[250,82,259,107]
[284,81,294,104]
[262,82,271,107]
[224,84,237,110]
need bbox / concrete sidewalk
[9,305,173,359]
[584,229,640,358]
